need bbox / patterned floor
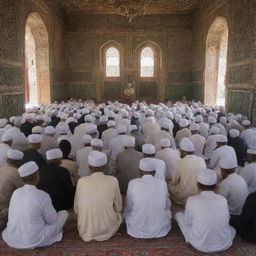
[1,205,256,256]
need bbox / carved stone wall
[192,0,256,120]
[62,13,194,102]
[0,0,65,117]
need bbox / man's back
[74,172,122,241]
[240,162,256,193]
[22,148,46,168]
[189,134,206,157]
[124,175,171,238]
[185,191,235,253]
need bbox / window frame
[140,46,155,78]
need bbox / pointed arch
[205,16,228,106]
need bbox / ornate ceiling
[56,0,199,15]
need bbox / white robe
[155,148,180,180]
[4,127,28,151]
[175,191,236,253]
[2,185,68,249]
[76,146,92,177]
[0,143,11,165]
[175,128,192,147]
[219,173,249,215]
[102,128,118,151]
[240,128,256,149]
[39,134,59,160]
[240,162,256,193]
[124,175,171,238]
[189,134,206,158]
[204,134,219,160]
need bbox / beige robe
[74,172,122,241]
[0,163,23,230]
[168,155,206,205]
[60,159,79,186]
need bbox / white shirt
[176,191,235,253]
[240,128,256,149]
[189,134,206,157]
[240,162,256,193]
[156,148,180,180]
[198,122,209,138]
[102,128,118,151]
[175,128,192,147]
[0,143,11,165]
[109,135,131,161]
[4,127,28,151]
[204,134,219,160]
[219,173,249,215]
[2,185,63,249]
[150,158,166,181]
[210,145,238,170]
[124,175,171,238]
[76,146,92,177]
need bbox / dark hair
[21,171,39,183]
[59,139,71,159]
[198,182,216,191]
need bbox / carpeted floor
[1,204,256,256]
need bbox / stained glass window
[140,47,154,77]
[106,47,120,77]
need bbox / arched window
[140,47,154,77]
[106,47,120,77]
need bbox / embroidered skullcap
[107,121,116,127]
[0,119,8,128]
[1,133,12,142]
[160,138,171,148]
[7,149,23,160]
[82,134,92,144]
[46,148,63,160]
[139,158,155,172]
[44,126,55,135]
[91,139,103,147]
[117,125,127,134]
[84,115,93,122]
[28,134,42,144]
[88,151,107,167]
[100,116,108,123]
[229,129,240,138]
[85,124,97,135]
[190,123,200,131]
[216,134,228,143]
[18,161,38,177]
[242,120,251,126]
[32,126,43,134]
[179,119,189,128]
[219,158,237,169]
[142,144,155,155]
[195,115,203,123]
[59,125,69,134]
[60,113,68,120]
[197,169,217,186]
[208,116,217,124]
[124,136,135,147]
[133,112,140,119]
[180,138,195,152]
[161,121,172,130]
[210,127,220,134]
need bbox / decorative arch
[135,41,163,101]
[99,40,124,101]
[205,16,228,106]
[25,12,51,105]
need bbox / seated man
[124,158,171,239]
[74,151,122,241]
[38,148,75,211]
[2,161,69,249]
[0,149,24,230]
[175,169,236,253]
[169,138,206,205]
[219,158,249,216]
[230,191,256,243]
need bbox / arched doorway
[205,17,228,106]
[25,12,51,106]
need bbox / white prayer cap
[85,124,97,135]
[129,125,137,133]
[7,149,23,160]
[91,138,103,147]
[100,116,108,123]
[117,125,127,134]
[161,121,172,130]
[209,127,220,134]
[73,113,80,120]
[18,161,38,177]
[229,129,240,138]
[160,138,171,148]
[28,134,42,144]
[32,126,43,134]
[46,148,63,160]
[107,121,116,127]
[146,116,155,123]
[88,151,107,167]
[242,120,251,126]
[82,134,92,144]
[139,158,155,172]
[216,134,228,143]
[43,116,51,123]
[25,113,35,121]
[44,126,55,135]
[247,148,256,155]
[220,116,227,124]
[122,110,129,118]
[179,119,189,128]
[9,116,16,124]
[180,138,195,152]
[142,144,155,155]
[59,125,69,134]
[197,169,217,186]
[146,109,154,116]
[208,116,217,124]
[0,118,8,128]
[195,115,203,123]
[219,158,237,169]
[108,111,115,118]
[36,115,44,121]
[133,112,140,119]
[175,114,182,122]
[190,123,200,131]
[2,133,12,142]
[84,115,93,122]
[60,113,68,120]
[124,136,135,147]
